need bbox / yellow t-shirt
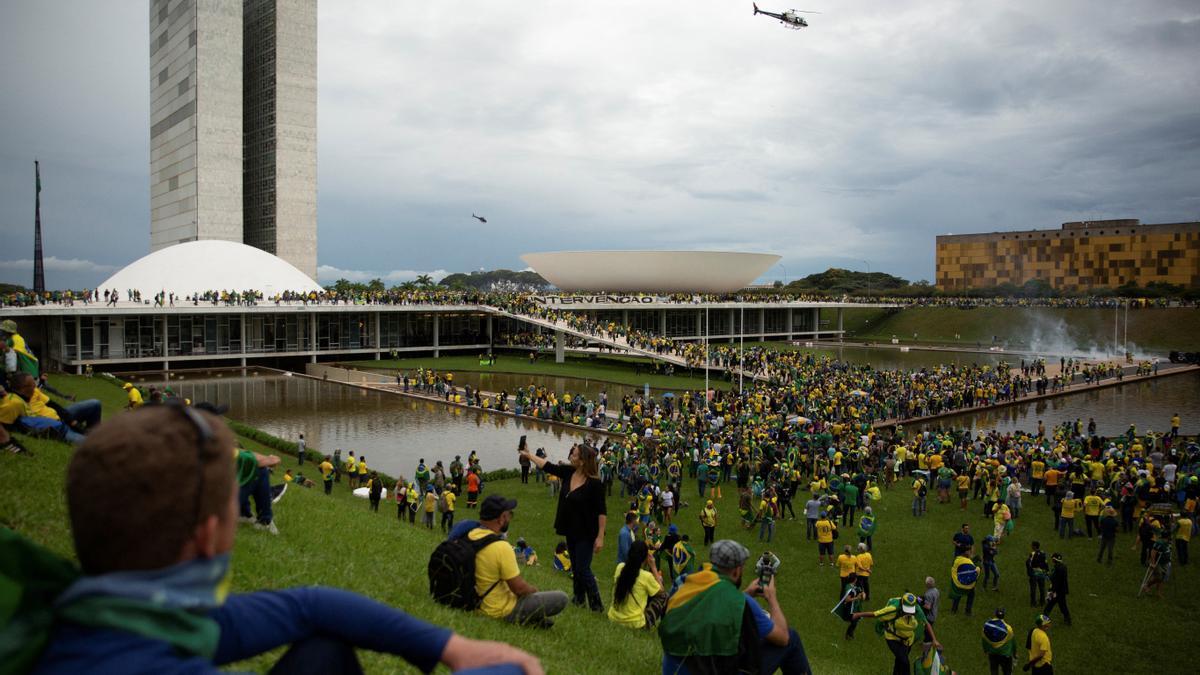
[126,387,144,408]
[358,460,368,475]
[855,552,874,576]
[1176,518,1193,542]
[837,553,857,576]
[1060,498,1081,519]
[1083,495,1103,516]
[607,563,663,628]
[470,528,518,619]
[874,606,920,646]
[1029,627,1052,665]
[1031,461,1045,479]
[444,491,456,512]
[424,492,437,513]
[0,393,29,425]
[956,474,971,492]
[319,461,334,479]
[816,519,836,544]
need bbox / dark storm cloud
[2,0,1198,288]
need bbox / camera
[756,551,781,588]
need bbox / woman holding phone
[521,443,608,611]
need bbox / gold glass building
[935,219,1200,291]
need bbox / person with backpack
[912,475,928,517]
[851,592,942,675]
[451,494,567,627]
[22,405,542,674]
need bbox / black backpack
[918,481,928,498]
[428,533,503,609]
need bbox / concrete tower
[149,0,317,280]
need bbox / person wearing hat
[1024,614,1053,674]
[513,537,538,566]
[1041,553,1070,626]
[470,494,568,627]
[851,591,941,675]
[981,608,1015,675]
[122,382,144,410]
[0,318,38,382]
[815,510,838,567]
[699,499,719,545]
[659,539,811,675]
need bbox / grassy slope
[2,376,1197,674]
[824,307,1200,353]
[341,353,734,392]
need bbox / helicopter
[752,3,819,29]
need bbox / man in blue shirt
[33,405,541,674]
[658,540,812,674]
[617,512,639,564]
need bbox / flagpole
[33,160,45,294]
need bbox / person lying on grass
[31,404,542,675]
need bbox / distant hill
[438,269,552,292]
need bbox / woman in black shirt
[522,443,608,611]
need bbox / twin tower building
[150,0,317,280]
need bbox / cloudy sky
[1,0,1198,290]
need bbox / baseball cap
[901,592,919,614]
[1035,614,1051,627]
[709,540,750,569]
[480,494,517,520]
[122,382,133,389]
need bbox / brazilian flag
[658,564,745,658]
[982,618,1016,657]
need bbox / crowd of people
[5,283,1196,310]
[5,304,1198,674]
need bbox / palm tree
[415,274,434,288]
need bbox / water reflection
[918,373,1199,437]
[122,369,601,477]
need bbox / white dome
[521,251,781,293]
[99,241,322,296]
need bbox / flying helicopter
[752,3,819,29]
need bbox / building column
[757,308,765,338]
[696,309,703,339]
[660,309,667,335]
[555,330,565,363]
[433,313,440,358]
[239,313,247,368]
[622,309,629,328]
[73,317,82,374]
[728,308,736,343]
[837,307,844,342]
[812,308,820,338]
[309,312,317,363]
[487,314,494,354]
[786,307,794,340]
[374,311,382,360]
[161,314,169,372]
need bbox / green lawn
[342,352,733,392]
[3,376,1197,673]
[825,306,1200,354]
